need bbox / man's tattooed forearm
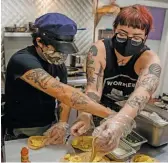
[71,92,88,107]
[25,69,52,89]
[86,92,100,102]
[51,81,65,93]
[126,95,149,112]
[148,63,161,78]
[89,45,98,56]
[95,64,103,91]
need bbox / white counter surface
[5,138,75,162]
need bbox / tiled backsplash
[1,0,94,72]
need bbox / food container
[106,140,136,161]
[122,131,147,151]
[134,108,168,147]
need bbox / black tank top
[93,38,150,126]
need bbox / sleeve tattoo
[25,69,52,89]
[126,63,161,113]
[136,63,161,94]
[86,46,104,92]
[126,95,149,113]
[86,92,101,102]
[25,68,65,92]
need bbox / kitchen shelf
[4,32,32,37]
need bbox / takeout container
[135,108,168,147]
[122,131,147,151]
[106,140,136,162]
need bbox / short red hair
[113,5,153,35]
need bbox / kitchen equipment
[5,25,27,32]
[70,55,83,68]
[106,140,136,161]
[122,131,148,151]
[5,27,15,32]
[67,66,80,76]
[135,108,168,147]
[15,27,27,32]
[28,22,36,32]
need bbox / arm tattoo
[25,69,52,89]
[95,64,103,91]
[126,95,149,113]
[86,92,100,102]
[138,76,158,93]
[136,63,161,94]
[51,81,65,93]
[148,63,161,77]
[86,51,96,86]
[71,92,88,107]
[86,67,96,86]
[89,45,98,56]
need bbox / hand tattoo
[126,95,149,113]
[71,92,88,107]
[86,92,100,102]
[89,45,98,56]
[25,69,52,89]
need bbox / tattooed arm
[119,54,161,118]
[58,103,71,122]
[86,44,105,102]
[20,68,112,118]
[78,43,105,119]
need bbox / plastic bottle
[21,147,30,162]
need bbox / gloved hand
[43,122,69,145]
[100,109,117,125]
[92,113,136,153]
[70,113,95,136]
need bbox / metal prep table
[138,143,168,161]
[4,138,168,162]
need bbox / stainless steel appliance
[135,106,168,147]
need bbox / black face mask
[112,35,145,57]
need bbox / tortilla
[131,154,159,162]
[61,152,110,162]
[71,136,93,151]
[28,136,48,150]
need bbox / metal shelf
[4,32,32,37]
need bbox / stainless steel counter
[138,143,168,161]
[4,138,168,162]
[67,75,87,86]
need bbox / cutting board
[5,139,75,162]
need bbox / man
[71,5,161,152]
[4,13,113,143]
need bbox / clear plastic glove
[92,114,136,153]
[43,122,69,145]
[100,109,117,125]
[70,113,95,136]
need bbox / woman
[71,5,161,152]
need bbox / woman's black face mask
[112,33,145,57]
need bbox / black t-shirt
[4,45,67,128]
[93,39,150,126]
